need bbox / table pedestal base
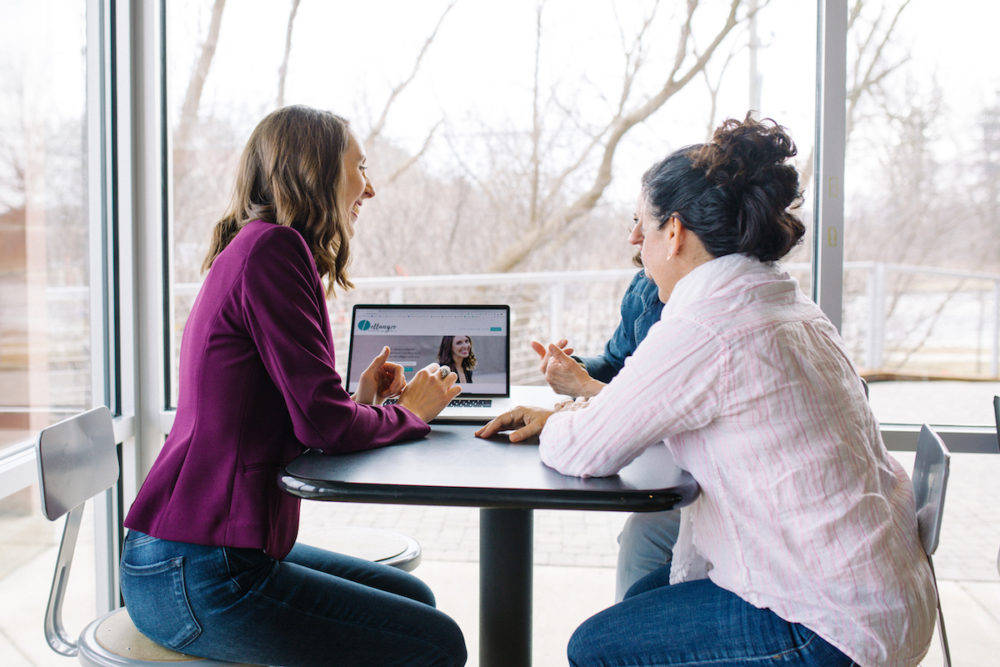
[480,508,533,667]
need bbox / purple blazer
[125,221,430,558]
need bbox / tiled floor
[1,452,997,665]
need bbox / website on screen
[348,307,508,395]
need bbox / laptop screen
[347,305,510,397]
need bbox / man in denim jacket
[532,270,678,601]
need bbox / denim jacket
[576,270,664,383]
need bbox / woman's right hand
[396,363,462,423]
[530,340,604,398]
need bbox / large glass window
[0,1,92,454]
[842,0,1000,426]
[0,0,97,656]
[165,0,816,404]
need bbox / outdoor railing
[3,261,998,412]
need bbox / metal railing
[2,261,999,413]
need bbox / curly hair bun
[690,113,805,262]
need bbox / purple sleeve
[240,225,430,453]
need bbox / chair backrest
[911,424,950,557]
[993,395,999,453]
[36,406,118,520]
[35,406,118,657]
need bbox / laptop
[346,304,545,423]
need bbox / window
[841,0,1000,427]
[164,0,815,402]
[0,2,92,455]
[0,0,99,655]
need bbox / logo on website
[357,320,396,332]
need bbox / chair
[37,407,421,666]
[912,424,952,667]
[994,395,999,577]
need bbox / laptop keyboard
[447,399,493,408]
[383,398,493,408]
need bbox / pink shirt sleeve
[539,316,726,477]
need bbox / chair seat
[78,608,241,666]
[322,526,422,571]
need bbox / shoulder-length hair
[202,105,355,293]
[437,335,477,372]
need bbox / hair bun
[691,114,804,261]
[640,113,805,263]
[690,113,798,190]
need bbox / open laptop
[346,304,538,423]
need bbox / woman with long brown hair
[437,335,476,384]
[119,106,467,666]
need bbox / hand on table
[475,406,555,444]
[530,340,605,399]
[397,363,462,423]
[354,346,406,405]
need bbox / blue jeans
[119,530,466,666]
[569,566,855,666]
[615,510,681,602]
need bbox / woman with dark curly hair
[479,114,935,666]
[437,335,476,384]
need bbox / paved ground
[1,454,997,665]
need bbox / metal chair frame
[913,424,952,667]
[994,395,999,577]
[36,407,422,665]
[37,406,118,657]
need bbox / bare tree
[358,1,456,189]
[474,0,769,272]
[174,0,227,152]
[797,0,913,191]
[276,0,302,108]
[364,0,457,146]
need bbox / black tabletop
[280,424,699,512]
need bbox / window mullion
[812,0,847,331]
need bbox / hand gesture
[475,406,555,443]
[354,346,406,405]
[397,363,463,423]
[530,340,604,399]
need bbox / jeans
[119,530,466,666]
[615,510,681,602]
[569,566,855,666]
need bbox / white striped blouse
[539,253,936,666]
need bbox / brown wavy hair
[437,336,477,373]
[202,105,355,293]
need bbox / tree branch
[366,0,457,143]
[529,1,545,227]
[276,0,302,108]
[175,0,226,149]
[486,0,763,272]
[384,119,444,186]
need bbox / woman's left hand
[354,346,406,405]
[475,406,555,443]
